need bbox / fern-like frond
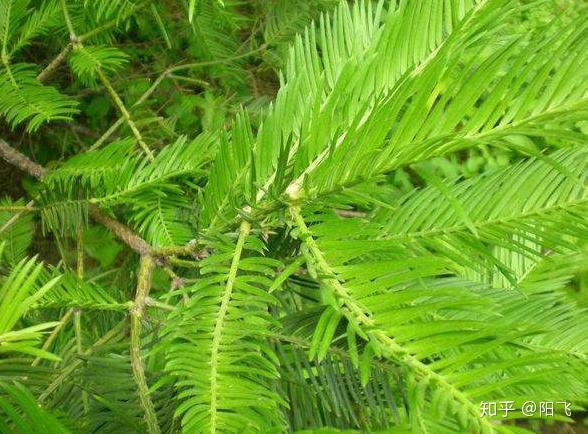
[373,146,588,282]
[68,45,129,86]
[36,271,130,311]
[47,342,173,434]
[38,320,137,430]
[199,0,388,231]
[0,0,77,131]
[44,135,213,202]
[6,0,60,56]
[187,0,250,88]
[42,138,137,196]
[160,225,284,432]
[0,197,33,264]
[199,111,253,232]
[303,5,588,199]
[39,134,213,236]
[83,0,138,22]
[130,191,195,248]
[382,146,588,241]
[274,333,401,431]
[196,0,588,222]
[254,0,386,197]
[204,0,530,229]
[262,0,339,58]
[0,247,62,361]
[288,208,587,433]
[465,244,588,360]
[39,196,88,236]
[0,63,78,132]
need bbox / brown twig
[0,138,200,259]
[89,207,151,255]
[0,139,46,178]
[0,138,152,255]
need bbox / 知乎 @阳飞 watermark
[480,400,571,418]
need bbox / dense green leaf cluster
[0,0,587,433]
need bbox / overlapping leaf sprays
[0,0,587,433]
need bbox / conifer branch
[37,0,152,83]
[0,138,200,257]
[288,189,495,434]
[1,1,587,431]
[0,139,46,179]
[89,44,267,152]
[88,207,151,255]
[59,0,154,161]
[209,218,251,433]
[96,68,155,161]
[59,0,77,42]
[0,138,152,254]
[36,43,73,83]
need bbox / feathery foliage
[0,0,587,433]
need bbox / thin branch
[169,44,267,73]
[59,0,154,161]
[88,44,267,151]
[89,67,169,150]
[0,199,35,235]
[74,225,91,418]
[74,308,90,419]
[97,68,155,160]
[0,205,36,212]
[151,240,198,257]
[89,116,126,151]
[168,257,198,268]
[37,44,72,82]
[129,255,161,434]
[37,1,151,83]
[76,225,84,277]
[59,0,77,41]
[0,138,151,255]
[0,139,46,178]
[89,207,151,255]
